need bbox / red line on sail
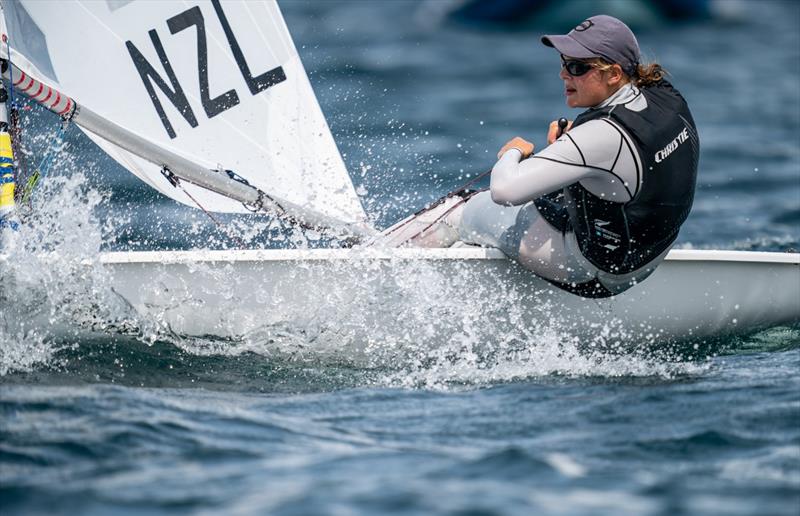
[50,91,61,109]
[13,71,26,86]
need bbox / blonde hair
[586,57,668,88]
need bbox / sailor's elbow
[489,186,519,206]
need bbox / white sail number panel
[8,0,365,221]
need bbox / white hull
[92,248,800,344]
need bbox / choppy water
[2,1,799,515]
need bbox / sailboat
[0,0,797,344]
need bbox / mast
[0,76,17,232]
[0,3,18,238]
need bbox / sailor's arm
[490,119,638,206]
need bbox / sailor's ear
[606,64,625,85]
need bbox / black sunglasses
[561,57,595,77]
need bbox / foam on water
[2,5,794,388]
[2,3,799,515]
[103,245,714,389]
[0,171,143,374]
[0,171,712,388]
[1,71,756,389]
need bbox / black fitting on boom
[160,166,180,188]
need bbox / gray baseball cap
[542,15,641,75]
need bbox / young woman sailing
[381,15,699,298]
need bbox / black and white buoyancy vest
[536,80,699,274]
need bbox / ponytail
[583,57,668,88]
[634,62,667,88]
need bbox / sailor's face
[560,58,614,108]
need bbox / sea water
[1,1,799,515]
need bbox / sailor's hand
[547,119,573,145]
[497,137,534,159]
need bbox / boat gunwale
[94,248,800,266]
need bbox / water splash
[0,168,718,386]
[71,249,713,390]
[0,171,145,374]
[2,181,718,386]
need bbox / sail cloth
[1,0,367,223]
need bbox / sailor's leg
[459,192,670,295]
[515,214,597,284]
[459,192,598,284]
[516,212,671,295]
[457,190,525,257]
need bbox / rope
[19,119,71,206]
[5,37,16,112]
[35,122,69,178]
[381,123,569,246]
[221,167,353,242]
[380,168,492,243]
[167,167,358,248]
[4,39,21,188]
[400,191,476,244]
[161,167,249,249]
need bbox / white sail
[1,0,366,223]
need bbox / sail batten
[1,0,368,225]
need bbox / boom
[2,62,375,239]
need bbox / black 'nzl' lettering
[168,6,240,119]
[126,30,198,139]
[126,1,288,139]
[211,0,286,95]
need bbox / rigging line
[168,165,353,243]
[35,120,71,178]
[160,166,248,250]
[381,168,492,241]
[4,39,20,186]
[401,193,472,245]
[224,171,338,237]
[4,39,16,109]
[21,118,73,206]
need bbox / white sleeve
[490,119,641,206]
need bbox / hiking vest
[535,81,699,274]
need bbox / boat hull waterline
[90,248,800,344]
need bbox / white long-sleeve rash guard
[490,84,645,208]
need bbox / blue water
[2,1,799,515]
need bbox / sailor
[388,14,699,298]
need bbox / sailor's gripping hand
[547,119,573,145]
[497,137,534,159]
